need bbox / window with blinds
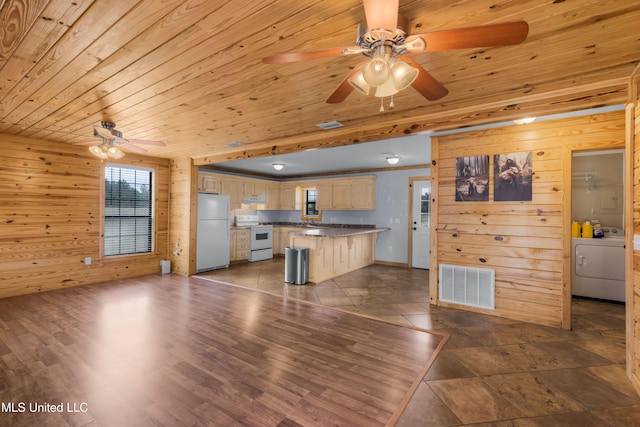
[104,165,154,256]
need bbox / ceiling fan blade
[407,21,529,52]
[72,140,100,146]
[94,126,113,139]
[126,139,166,147]
[120,143,147,153]
[363,0,399,33]
[262,46,363,64]
[326,63,367,104]
[401,57,448,101]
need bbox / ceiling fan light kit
[89,143,125,160]
[73,121,166,160]
[262,0,529,112]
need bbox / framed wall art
[455,155,489,201]
[494,151,532,201]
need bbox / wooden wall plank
[628,63,640,394]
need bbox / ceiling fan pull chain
[379,97,385,113]
[389,95,395,110]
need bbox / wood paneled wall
[430,111,625,328]
[168,157,197,276]
[0,134,170,298]
[629,64,640,394]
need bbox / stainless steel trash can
[284,246,309,284]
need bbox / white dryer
[571,227,625,302]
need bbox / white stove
[235,215,273,262]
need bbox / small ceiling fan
[73,121,165,159]
[262,0,529,110]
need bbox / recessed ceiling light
[226,141,244,147]
[316,121,344,130]
[272,163,284,170]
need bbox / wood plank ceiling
[0,0,638,165]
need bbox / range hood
[242,196,266,205]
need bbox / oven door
[250,226,273,250]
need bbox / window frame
[100,163,157,259]
[301,186,322,221]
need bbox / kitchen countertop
[288,227,389,238]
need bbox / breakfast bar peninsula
[288,226,389,283]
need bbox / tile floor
[198,258,640,426]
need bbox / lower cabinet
[290,233,378,283]
[230,228,250,261]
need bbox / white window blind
[104,165,154,256]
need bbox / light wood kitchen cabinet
[198,173,221,194]
[229,229,237,261]
[243,181,267,199]
[333,236,349,277]
[231,228,250,261]
[328,176,376,210]
[348,234,367,270]
[265,183,280,210]
[331,181,351,209]
[350,177,375,209]
[221,177,242,209]
[278,227,298,254]
[280,184,297,210]
[289,230,381,283]
[316,182,333,210]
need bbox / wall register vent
[439,264,495,310]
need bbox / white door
[411,180,431,269]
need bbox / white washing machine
[571,227,625,302]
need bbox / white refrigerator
[196,193,230,272]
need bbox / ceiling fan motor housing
[356,16,409,57]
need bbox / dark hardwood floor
[0,274,445,427]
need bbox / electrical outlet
[84,257,92,265]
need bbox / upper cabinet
[350,177,376,210]
[265,183,280,210]
[280,183,297,210]
[197,171,376,211]
[322,176,377,210]
[316,182,333,210]
[243,181,267,200]
[220,176,242,209]
[198,172,221,194]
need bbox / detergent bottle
[581,220,593,238]
[571,220,581,238]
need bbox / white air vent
[439,264,495,310]
[316,121,344,130]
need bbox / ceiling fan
[73,121,166,159]
[262,0,529,111]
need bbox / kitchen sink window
[302,187,322,221]
[104,165,155,256]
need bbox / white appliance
[196,193,230,272]
[572,226,625,302]
[235,214,273,262]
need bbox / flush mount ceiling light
[514,117,536,125]
[272,163,284,171]
[386,155,400,165]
